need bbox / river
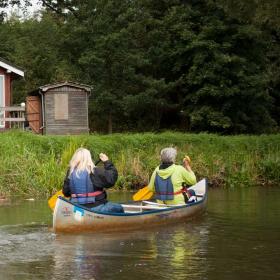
[0,187,279,280]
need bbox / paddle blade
[48,190,64,211]
[133,186,153,201]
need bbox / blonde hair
[69,148,95,176]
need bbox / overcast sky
[1,0,43,19]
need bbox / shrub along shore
[0,130,279,198]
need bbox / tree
[0,0,279,133]
[156,1,276,133]
[0,11,75,102]
[49,0,175,132]
[216,0,280,130]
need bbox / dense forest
[0,0,279,134]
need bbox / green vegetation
[0,131,279,198]
[0,0,279,134]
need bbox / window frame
[0,75,5,128]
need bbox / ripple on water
[0,223,55,264]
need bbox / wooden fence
[0,106,26,129]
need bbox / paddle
[133,155,191,202]
[48,159,102,211]
[48,189,65,211]
[132,186,153,201]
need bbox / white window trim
[0,75,5,128]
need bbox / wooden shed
[26,81,91,135]
[0,57,24,129]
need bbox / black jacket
[63,160,118,206]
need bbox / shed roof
[39,81,92,93]
[0,57,24,77]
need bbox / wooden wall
[44,86,89,135]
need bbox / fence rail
[0,106,26,129]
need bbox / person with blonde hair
[63,148,124,213]
[147,147,197,205]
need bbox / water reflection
[50,218,209,280]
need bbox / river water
[0,187,279,280]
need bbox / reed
[0,130,279,198]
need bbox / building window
[0,75,4,128]
[54,93,68,120]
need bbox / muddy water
[0,188,279,280]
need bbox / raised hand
[99,153,109,162]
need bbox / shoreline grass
[0,130,279,198]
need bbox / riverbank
[0,130,279,197]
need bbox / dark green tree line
[0,0,279,133]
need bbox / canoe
[53,178,208,233]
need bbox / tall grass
[0,130,279,198]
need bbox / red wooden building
[0,58,24,129]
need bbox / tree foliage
[0,0,279,133]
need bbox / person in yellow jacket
[147,147,197,205]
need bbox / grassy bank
[0,130,279,198]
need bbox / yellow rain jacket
[147,164,196,205]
